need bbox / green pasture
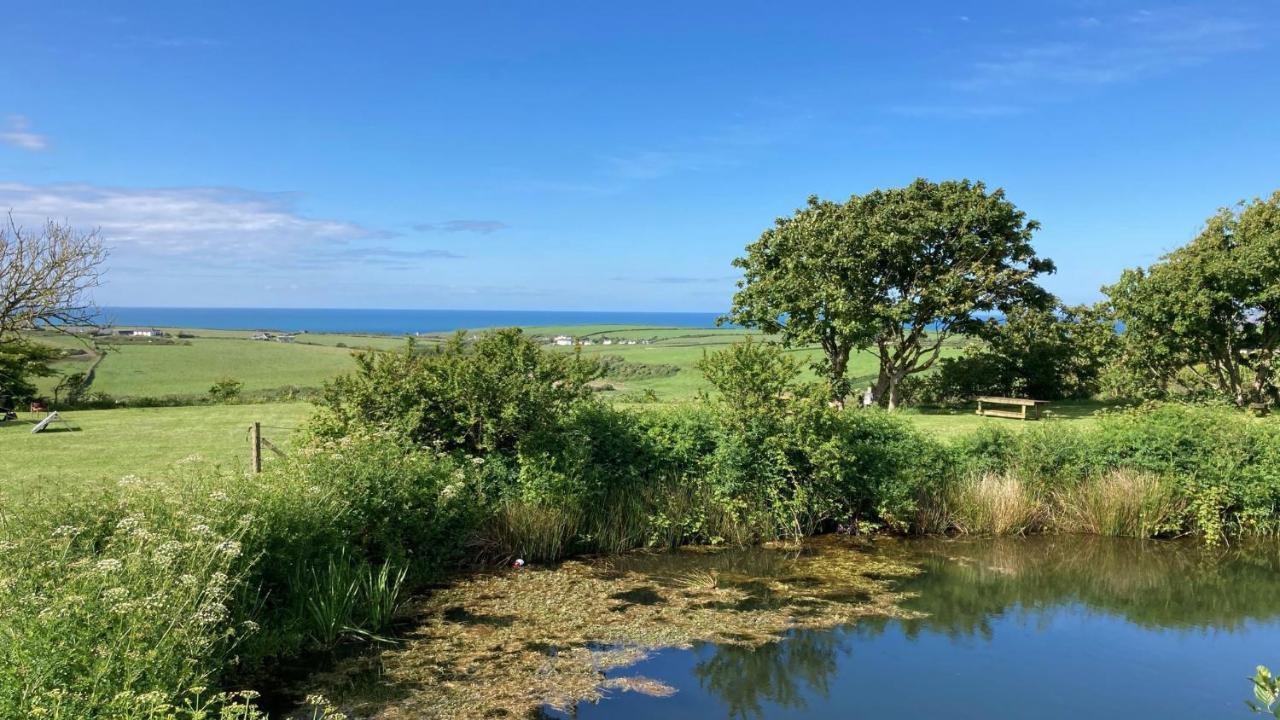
[26,324,985,405]
[3,325,1117,489]
[0,402,313,493]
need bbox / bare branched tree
[0,215,107,341]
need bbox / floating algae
[306,536,920,719]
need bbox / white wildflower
[195,601,228,624]
[215,540,242,559]
[94,558,123,574]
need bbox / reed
[1052,470,1185,538]
[946,473,1045,536]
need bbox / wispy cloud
[1,115,48,151]
[413,219,509,234]
[0,182,389,264]
[961,6,1262,91]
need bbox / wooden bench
[975,396,1049,421]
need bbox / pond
[316,536,1280,719]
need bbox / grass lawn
[0,402,313,494]
[898,399,1110,439]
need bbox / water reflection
[692,631,847,718]
[888,536,1280,635]
[570,536,1280,719]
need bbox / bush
[208,377,244,403]
[0,434,482,718]
[312,329,599,453]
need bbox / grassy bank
[3,400,1278,718]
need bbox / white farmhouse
[553,335,574,346]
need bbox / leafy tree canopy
[0,341,59,408]
[725,178,1054,408]
[1107,190,1280,406]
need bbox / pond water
[541,536,1280,719]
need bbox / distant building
[116,328,164,337]
[601,339,613,345]
[553,336,574,346]
[251,332,273,341]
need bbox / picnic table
[975,396,1049,421]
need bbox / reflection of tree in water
[692,630,847,719]
[870,536,1280,640]
[685,537,1280,718]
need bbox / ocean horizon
[95,307,730,335]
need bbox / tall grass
[1053,470,1185,538]
[945,473,1044,535]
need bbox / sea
[95,307,728,335]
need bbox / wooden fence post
[250,421,262,473]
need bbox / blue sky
[2,1,1277,311]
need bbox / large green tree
[1107,190,1280,407]
[725,178,1054,409]
[930,302,1118,402]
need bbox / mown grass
[0,402,312,492]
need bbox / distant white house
[118,328,164,337]
[251,332,273,341]
[601,339,613,345]
[553,335,574,346]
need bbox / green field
[3,325,1117,486]
[0,402,312,492]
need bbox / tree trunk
[826,346,851,406]
[886,374,901,411]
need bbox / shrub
[208,377,243,403]
[312,329,599,453]
[0,433,482,718]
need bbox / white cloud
[0,182,386,264]
[1,115,48,151]
[961,6,1262,90]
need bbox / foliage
[0,339,59,406]
[1107,190,1280,407]
[926,302,1119,403]
[945,403,1280,539]
[0,433,477,718]
[594,354,680,380]
[697,337,801,424]
[312,329,599,453]
[725,178,1054,408]
[207,377,244,403]
[53,370,88,405]
[1250,666,1280,717]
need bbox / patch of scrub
[308,536,919,718]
